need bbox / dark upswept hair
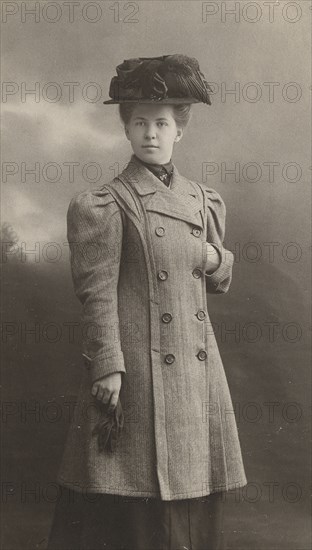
[118,103,192,128]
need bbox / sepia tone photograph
[1,1,311,549]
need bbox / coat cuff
[205,244,234,293]
[82,351,126,383]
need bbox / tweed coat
[57,155,247,501]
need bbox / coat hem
[57,476,248,501]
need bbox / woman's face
[125,104,183,165]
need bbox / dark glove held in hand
[92,398,124,453]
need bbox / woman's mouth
[142,145,159,149]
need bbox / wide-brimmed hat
[103,54,212,105]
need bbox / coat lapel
[119,156,204,228]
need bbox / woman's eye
[135,121,145,126]
[157,122,167,127]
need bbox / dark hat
[103,54,212,105]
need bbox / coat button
[162,313,172,323]
[192,227,202,237]
[197,350,207,361]
[155,226,165,237]
[192,268,202,279]
[165,353,175,364]
[158,270,169,281]
[196,310,206,321]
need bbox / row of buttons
[155,224,206,366]
[155,226,202,238]
[157,268,203,281]
[161,310,206,323]
[164,350,207,364]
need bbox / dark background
[1,1,310,548]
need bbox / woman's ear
[175,128,183,143]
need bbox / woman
[48,55,247,550]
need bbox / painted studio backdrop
[1,1,311,549]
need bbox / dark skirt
[47,486,226,550]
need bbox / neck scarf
[134,155,173,187]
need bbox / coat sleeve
[203,187,234,294]
[67,188,126,383]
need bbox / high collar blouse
[133,155,173,187]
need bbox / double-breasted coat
[57,155,247,501]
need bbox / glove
[92,398,124,453]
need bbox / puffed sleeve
[67,188,126,383]
[203,188,234,294]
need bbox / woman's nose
[144,124,157,140]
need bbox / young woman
[48,55,247,550]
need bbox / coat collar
[118,155,204,228]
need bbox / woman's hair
[119,103,192,128]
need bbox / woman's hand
[91,372,122,413]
